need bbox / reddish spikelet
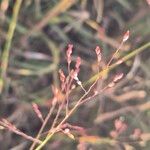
[108,82,115,88]
[132,128,142,139]
[59,69,66,83]
[52,85,58,96]
[72,70,86,93]
[75,57,81,76]
[95,46,101,63]
[114,119,127,134]
[123,30,130,42]
[95,46,101,55]
[32,103,44,123]
[66,44,73,64]
[110,130,118,138]
[63,128,75,140]
[1,118,17,131]
[115,119,124,131]
[51,85,65,103]
[59,69,66,90]
[71,84,76,90]
[94,90,98,95]
[113,73,124,82]
[71,70,78,80]
[75,57,81,69]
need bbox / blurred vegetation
[0,0,150,149]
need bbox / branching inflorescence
[0,30,139,150]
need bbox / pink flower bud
[59,69,66,83]
[71,70,78,80]
[52,85,59,95]
[95,46,101,55]
[123,30,130,42]
[115,119,123,131]
[66,44,73,64]
[75,57,81,69]
[132,128,142,139]
[63,128,75,140]
[110,130,118,138]
[108,82,115,88]
[113,73,124,82]
[95,46,102,62]
[32,103,44,123]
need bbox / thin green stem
[0,0,22,93]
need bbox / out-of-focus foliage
[0,0,150,149]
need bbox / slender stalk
[0,120,41,144]
[35,42,150,149]
[35,79,98,150]
[86,42,150,85]
[35,130,56,150]
[66,75,70,114]
[50,102,64,130]
[29,101,57,150]
[106,41,123,67]
[0,0,22,93]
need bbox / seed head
[66,44,73,64]
[113,73,124,82]
[95,46,102,62]
[108,82,115,88]
[59,69,66,83]
[75,57,81,69]
[123,30,130,42]
[32,103,44,123]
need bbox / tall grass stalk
[0,0,22,93]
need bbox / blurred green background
[0,0,150,149]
